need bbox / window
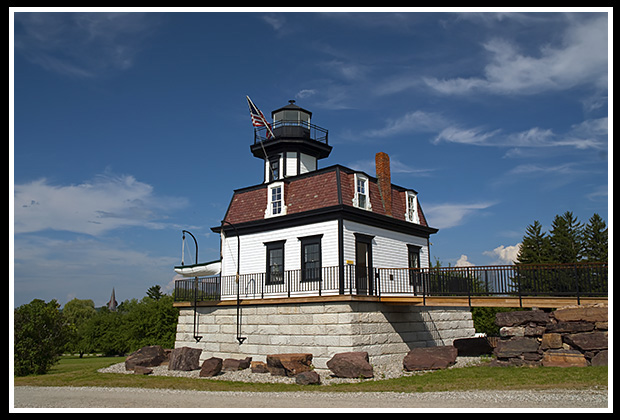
[353,174,371,210]
[265,182,286,218]
[271,186,282,214]
[405,191,419,223]
[265,241,285,285]
[300,235,322,282]
[268,156,280,182]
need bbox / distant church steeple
[107,288,118,311]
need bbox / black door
[355,234,374,295]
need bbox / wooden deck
[173,294,608,309]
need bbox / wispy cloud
[366,111,448,138]
[423,201,497,229]
[348,157,435,178]
[14,12,158,77]
[433,117,607,151]
[424,15,608,95]
[14,173,187,236]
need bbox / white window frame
[405,191,419,224]
[265,181,287,218]
[353,173,372,211]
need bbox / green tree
[582,213,608,262]
[548,211,583,263]
[146,284,164,300]
[515,220,551,265]
[62,298,97,357]
[14,299,69,376]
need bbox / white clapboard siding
[342,220,430,269]
[221,219,339,277]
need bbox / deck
[173,262,608,308]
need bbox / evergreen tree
[582,213,608,262]
[515,220,550,265]
[548,211,583,263]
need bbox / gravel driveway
[13,386,608,409]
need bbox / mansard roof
[214,165,436,237]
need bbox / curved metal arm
[182,230,202,343]
[182,230,198,266]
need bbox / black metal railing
[377,262,608,304]
[173,262,608,304]
[254,120,328,144]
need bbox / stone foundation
[492,304,608,367]
[175,301,475,369]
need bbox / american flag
[246,96,275,139]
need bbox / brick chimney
[375,152,392,216]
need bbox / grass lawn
[13,356,608,393]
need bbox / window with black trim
[300,235,322,282]
[265,240,285,285]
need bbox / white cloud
[455,254,475,267]
[483,243,522,265]
[424,15,608,95]
[433,118,606,151]
[423,201,497,229]
[14,173,187,236]
[13,235,178,306]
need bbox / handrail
[254,120,328,144]
[173,262,608,304]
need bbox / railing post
[574,264,581,305]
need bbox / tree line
[516,211,607,265]
[14,285,178,376]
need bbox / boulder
[199,357,223,377]
[494,337,539,359]
[267,353,313,377]
[326,352,374,378]
[541,349,588,367]
[590,350,608,366]
[168,346,202,371]
[125,345,167,371]
[563,331,607,352]
[541,333,563,350]
[295,370,321,385]
[552,305,607,323]
[403,346,458,371]
[453,337,493,356]
[222,357,252,371]
[133,366,153,375]
[495,310,550,327]
[251,361,269,373]
[545,321,595,334]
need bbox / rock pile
[492,304,607,367]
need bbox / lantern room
[250,100,332,183]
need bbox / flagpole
[246,96,277,181]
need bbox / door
[355,234,373,295]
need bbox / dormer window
[265,181,286,218]
[353,174,371,211]
[405,191,419,223]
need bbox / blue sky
[11,9,610,307]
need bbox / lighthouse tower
[250,100,332,183]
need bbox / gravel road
[13,386,608,409]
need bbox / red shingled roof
[223,165,430,228]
